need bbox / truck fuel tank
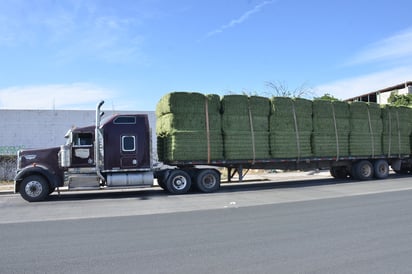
[60,145,71,168]
[107,172,153,187]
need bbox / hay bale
[381,105,412,156]
[270,131,312,158]
[312,100,349,157]
[348,102,383,156]
[269,97,313,158]
[223,131,270,160]
[221,95,270,160]
[158,131,223,161]
[156,92,224,162]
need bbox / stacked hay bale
[156,92,223,162]
[221,95,270,160]
[312,100,350,158]
[270,97,312,158]
[381,105,412,156]
[349,102,383,157]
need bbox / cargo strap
[386,109,401,157]
[248,104,256,165]
[387,110,392,157]
[331,102,340,160]
[205,97,211,164]
[366,107,375,158]
[291,100,301,161]
[396,111,401,158]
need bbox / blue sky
[0,0,412,110]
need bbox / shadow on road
[44,173,406,202]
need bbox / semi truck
[14,99,412,202]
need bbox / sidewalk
[0,183,14,194]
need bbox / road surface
[1,175,412,273]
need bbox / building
[0,109,156,158]
[345,81,412,104]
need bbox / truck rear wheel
[19,175,50,202]
[352,160,373,180]
[195,169,220,193]
[166,170,191,194]
[374,159,389,179]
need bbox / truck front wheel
[166,170,191,194]
[19,175,50,202]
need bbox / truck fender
[14,166,63,193]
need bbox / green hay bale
[313,100,349,119]
[382,135,411,156]
[313,100,350,134]
[222,115,268,132]
[249,96,271,117]
[381,105,412,135]
[312,132,349,157]
[221,95,249,116]
[221,95,271,116]
[158,130,224,162]
[270,131,312,158]
[349,133,383,156]
[270,97,313,132]
[346,102,383,157]
[156,113,221,134]
[156,92,221,117]
[223,131,270,160]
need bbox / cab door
[120,135,138,169]
[71,132,94,167]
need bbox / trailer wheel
[374,160,389,179]
[330,167,350,179]
[352,160,373,180]
[19,175,50,202]
[195,169,221,193]
[166,170,191,194]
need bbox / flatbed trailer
[13,100,412,202]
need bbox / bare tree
[265,80,315,98]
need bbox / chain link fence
[0,156,17,181]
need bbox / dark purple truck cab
[15,101,221,202]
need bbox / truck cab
[15,101,154,202]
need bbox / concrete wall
[0,109,156,159]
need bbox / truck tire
[19,175,50,202]
[352,160,373,180]
[166,170,191,194]
[374,159,389,179]
[195,169,221,193]
[330,167,350,179]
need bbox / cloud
[0,83,113,109]
[315,67,412,100]
[346,27,412,66]
[0,1,147,64]
[203,0,275,39]
[315,27,412,100]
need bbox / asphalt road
[1,175,412,273]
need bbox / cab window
[122,136,136,152]
[73,133,93,147]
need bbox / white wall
[0,109,156,157]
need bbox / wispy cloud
[316,27,412,99]
[346,27,412,66]
[203,0,275,40]
[0,83,113,109]
[0,1,147,64]
[315,67,412,99]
